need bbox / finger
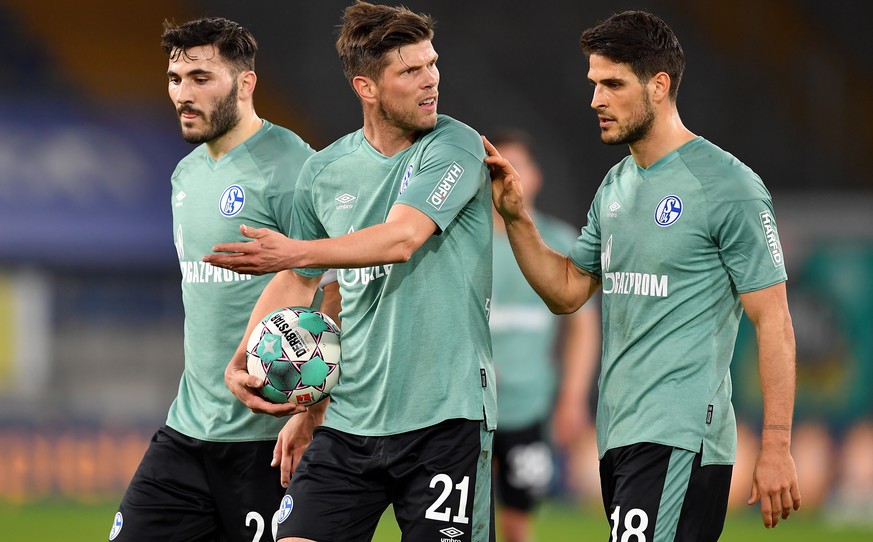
[280,456,291,488]
[244,373,265,388]
[209,242,252,254]
[271,440,281,467]
[768,494,780,528]
[483,153,506,167]
[759,491,774,528]
[781,488,793,519]
[240,224,267,239]
[791,484,802,510]
[481,135,499,156]
[747,484,759,506]
[256,402,303,417]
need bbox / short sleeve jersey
[167,120,314,442]
[569,137,787,464]
[491,212,580,430]
[290,115,496,435]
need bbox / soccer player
[109,17,339,542]
[488,130,600,542]
[204,2,496,541]
[485,10,801,541]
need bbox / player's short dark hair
[579,10,685,101]
[336,1,435,86]
[161,17,258,73]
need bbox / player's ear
[239,70,257,101]
[650,71,670,103]
[353,75,377,104]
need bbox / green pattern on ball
[267,360,301,389]
[300,356,329,386]
[297,312,329,335]
[257,333,283,363]
[261,385,289,404]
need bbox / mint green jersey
[569,137,787,464]
[290,115,496,435]
[167,120,314,442]
[491,212,579,430]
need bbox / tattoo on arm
[577,268,602,283]
[763,424,792,431]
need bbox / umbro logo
[336,193,356,210]
[439,526,464,538]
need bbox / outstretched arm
[484,135,600,314]
[203,204,437,275]
[740,281,801,528]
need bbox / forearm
[234,271,319,358]
[757,312,797,449]
[289,204,436,269]
[558,306,601,406]
[296,222,423,268]
[504,211,598,314]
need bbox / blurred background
[0,0,871,538]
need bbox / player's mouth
[419,95,437,112]
[598,115,616,129]
[178,106,202,120]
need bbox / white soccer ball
[245,307,341,406]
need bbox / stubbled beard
[178,81,240,144]
[377,98,437,133]
[602,92,655,146]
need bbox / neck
[629,109,695,169]
[361,108,421,157]
[205,109,262,161]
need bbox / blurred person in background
[828,420,873,521]
[109,17,339,542]
[488,129,601,542]
[486,10,800,540]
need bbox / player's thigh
[275,427,389,541]
[391,419,495,542]
[207,439,286,542]
[493,423,553,512]
[111,427,216,542]
[673,451,731,542]
[600,443,730,542]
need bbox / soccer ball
[245,307,341,406]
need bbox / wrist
[761,424,792,449]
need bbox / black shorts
[110,426,283,542]
[493,422,553,512]
[600,442,732,542]
[276,418,495,542]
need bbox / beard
[376,96,437,133]
[178,81,240,144]
[601,92,656,146]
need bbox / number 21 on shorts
[425,474,470,524]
